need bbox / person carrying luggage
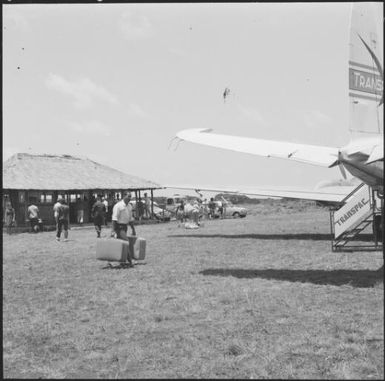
[111,191,136,266]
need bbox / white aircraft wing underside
[177,129,339,167]
[166,184,357,204]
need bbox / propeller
[328,151,347,179]
[338,163,347,179]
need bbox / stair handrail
[340,182,366,204]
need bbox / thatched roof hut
[3,153,161,191]
[3,153,163,228]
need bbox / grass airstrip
[3,201,384,379]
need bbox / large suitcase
[127,236,146,260]
[96,239,129,262]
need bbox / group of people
[54,194,108,241]
[75,195,109,226]
[174,197,228,227]
[136,192,153,221]
[4,199,44,234]
[175,199,203,227]
[4,190,138,266]
[207,198,225,219]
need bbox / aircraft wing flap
[177,129,339,167]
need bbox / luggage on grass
[96,239,129,262]
[127,236,146,260]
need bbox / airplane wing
[165,184,357,204]
[176,128,339,167]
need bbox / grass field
[3,203,384,379]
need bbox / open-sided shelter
[3,153,163,227]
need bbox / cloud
[118,11,153,40]
[45,73,118,108]
[237,104,267,125]
[303,109,332,130]
[68,120,111,137]
[127,103,148,118]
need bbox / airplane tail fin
[348,2,383,140]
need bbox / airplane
[171,3,383,204]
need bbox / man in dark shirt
[208,198,216,219]
[56,199,70,242]
[91,195,106,238]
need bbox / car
[130,200,172,222]
[212,200,247,218]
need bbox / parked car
[213,200,247,218]
[130,200,171,221]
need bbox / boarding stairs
[330,182,383,252]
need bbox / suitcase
[127,236,146,260]
[96,239,129,262]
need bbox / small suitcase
[127,236,146,260]
[96,239,129,262]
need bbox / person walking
[27,201,40,233]
[102,197,109,226]
[53,197,62,221]
[91,195,106,238]
[4,201,16,234]
[56,199,70,242]
[111,191,136,266]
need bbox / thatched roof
[3,153,162,191]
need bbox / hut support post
[25,190,29,228]
[151,189,154,219]
[135,190,138,219]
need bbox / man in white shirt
[112,191,136,265]
[27,202,40,232]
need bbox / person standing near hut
[27,201,40,233]
[4,201,16,234]
[75,197,85,225]
[53,197,62,221]
[91,195,106,238]
[137,197,144,222]
[102,197,109,226]
[56,199,69,242]
[144,192,152,219]
[112,191,136,266]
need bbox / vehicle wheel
[232,212,240,218]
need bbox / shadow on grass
[100,262,147,270]
[199,267,384,288]
[169,233,376,242]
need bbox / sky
[3,2,354,197]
